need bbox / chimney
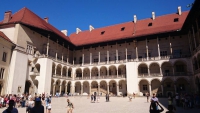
[76,28,81,34]
[89,25,94,31]
[3,11,12,23]
[61,30,67,36]
[44,17,48,23]
[133,15,137,23]
[152,12,155,20]
[178,6,182,15]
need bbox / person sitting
[149,101,164,113]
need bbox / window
[0,68,5,79]
[121,27,125,31]
[74,57,76,61]
[173,49,182,58]
[93,58,98,62]
[174,18,179,22]
[148,23,152,26]
[79,57,82,64]
[114,56,120,60]
[160,51,167,56]
[127,55,131,59]
[105,57,111,61]
[2,52,7,62]
[143,85,148,90]
[145,53,151,57]
[101,31,105,35]
[26,45,33,54]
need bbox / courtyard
[0,96,199,113]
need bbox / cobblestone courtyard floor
[0,96,199,113]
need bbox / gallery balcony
[74,74,126,80]
[52,74,72,80]
[29,71,40,76]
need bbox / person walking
[66,99,74,113]
[146,92,149,103]
[2,100,18,113]
[133,92,136,99]
[91,94,94,103]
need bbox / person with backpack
[30,98,44,113]
[2,100,18,113]
[66,99,74,113]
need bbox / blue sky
[0,0,194,35]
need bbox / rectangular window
[26,45,33,54]
[143,85,148,90]
[114,56,120,60]
[145,53,151,57]
[74,57,76,61]
[160,51,167,56]
[2,52,7,62]
[127,55,131,59]
[0,68,5,79]
[93,58,98,62]
[173,49,182,58]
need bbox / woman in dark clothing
[149,101,164,113]
[30,98,44,113]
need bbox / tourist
[94,92,96,102]
[105,93,109,102]
[128,94,132,102]
[66,99,74,113]
[91,94,94,102]
[30,98,44,113]
[133,92,135,99]
[26,98,34,113]
[2,100,18,113]
[175,93,180,106]
[149,101,164,113]
[47,100,51,113]
[151,93,158,102]
[146,92,149,103]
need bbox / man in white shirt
[151,93,159,102]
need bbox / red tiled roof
[0,31,14,44]
[69,11,189,46]
[0,7,70,42]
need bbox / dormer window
[174,18,179,22]
[148,23,152,26]
[121,27,125,31]
[101,31,105,35]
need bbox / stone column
[116,83,119,96]
[46,35,50,56]
[125,47,127,62]
[81,84,83,95]
[169,35,173,56]
[192,26,197,48]
[136,46,138,61]
[107,69,109,76]
[82,70,83,79]
[146,38,149,60]
[99,46,100,64]
[161,85,164,96]
[107,85,109,94]
[149,84,152,96]
[66,68,68,78]
[89,85,91,95]
[174,84,177,94]
[82,53,84,66]
[53,84,56,96]
[116,43,118,63]
[116,69,118,78]
[54,67,57,76]
[61,68,63,77]
[59,85,62,94]
[98,69,100,78]
[90,53,92,65]
[65,84,68,94]
[160,67,162,76]
[90,71,91,79]
[98,84,100,96]
[148,68,150,76]
[157,37,160,59]
[172,66,175,76]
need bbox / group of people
[0,93,52,113]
